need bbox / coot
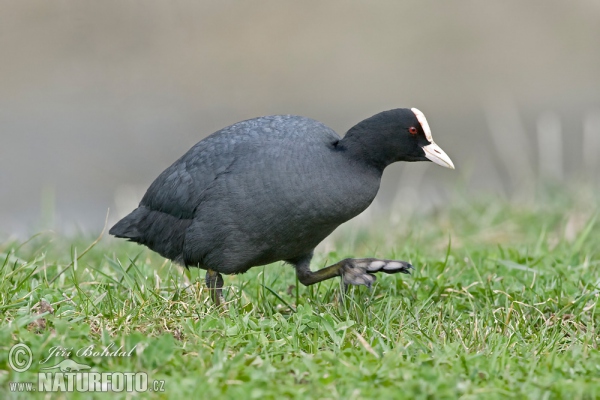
[110,108,454,305]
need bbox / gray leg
[293,253,413,288]
[205,269,227,307]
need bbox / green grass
[1,188,600,399]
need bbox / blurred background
[1,0,600,238]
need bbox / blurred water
[1,1,599,237]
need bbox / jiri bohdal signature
[39,343,138,365]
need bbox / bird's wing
[139,115,340,220]
[139,131,241,219]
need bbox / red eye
[409,127,418,135]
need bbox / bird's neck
[337,128,395,172]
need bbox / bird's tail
[109,206,148,240]
[109,206,191,263]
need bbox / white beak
[423,142,455,169]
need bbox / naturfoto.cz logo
[8,343,165,393]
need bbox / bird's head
[342,108,455,170]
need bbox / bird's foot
[340,258,413,288]
[208,287,227,310]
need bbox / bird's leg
[205,269,227,308]
[294,255,413,288]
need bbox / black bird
[110,108,454,305]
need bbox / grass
[1,187,599,399]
